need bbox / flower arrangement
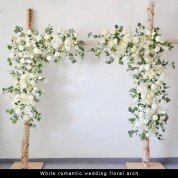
[3,26,85,126]
[89,23,175,140]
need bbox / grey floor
[0,163,178,169]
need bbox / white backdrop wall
[0,0,178,158]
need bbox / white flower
[113,38,118,45]
[44,35,50,40]
[26,30,32,35]
[16,38,21,44]
[74,33,78,38]
[133,36,139,44]
[38,76,43,80]
[47,55,52,61]
[23,115,30,122]
[144,64,150,71]
[30,80,36,86]
[102,30,108,36]
[141,93,147,99]
[20,58,25,64]
[25,37,30,42]
[155,46,160,53]
[65,39,72,45]
[139,65,144,71]
[26,59,32,64]
[151,104,157,110]
[26,65,32,70]
[57,28,62,33]
[29,95,34,102]
[151,84,157,90]
[108,41,114,47]
[152,115,158,121]
[111,28,117,34]
[9,53,14,58]
[133,97,138,102]
[156,80,161,86]
[146,30,151,36]
[33,48,40,54]
[155,36,161,42]
[139,112,144,119]
[36,35,42,41]
[65,45,71,51]
[144,119,149,124]
[54,52,60,57]
[25,42,31,47]
[19,46,24,51]
[145,133,150,137]
[21,82,27,89]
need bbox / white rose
[47,55,52,61]
[26,59,32,64]
[155,36,161,42]
[146,30,151,36]
[151,84,157,90]
[144,64,150,71]
[54,52,60,57]
[25,42,31,47]
[107,40,113,47]
[26,65,32,70]
[131,46,137,53]
[152,115,158,121]
[15,108,21,115]
[65,45,71,51]
[161,110,166,114]
[145,133,150,138]
[156,80,161,86]
[113,38,118,45]
[33,48,40,54]
[133,97,138,102]
[133,36,139,44]
[36,35,42,41]
[74,33,78,38]
[19,46,24,51]
[21,82,27,89]
[65,39,72,45]
[155,46,160,53]
[38,76,43,80]
[23,115,30,122]
[151,104,157,110]
[26,30,32,35]
[30,80,36,86]
[9,53,14,58]
[25,37,30,42]
[144,119,149,124]
[102,30,108,36]
[29,95,34,102]
[57,28,62,33]
[29,73,35,78]
[111,28,117,34]
[20,58,25,64]
[139,65,144,71]
[139,112,144,118]
[44,35,50,40]
[16,39,21,44]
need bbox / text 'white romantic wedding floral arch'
[3,0,178,169]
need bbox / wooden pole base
[126,162,165,169]
[10,162,44,169]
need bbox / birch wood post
[142,0,154,168]
[21,9,33,169]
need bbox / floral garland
[3,26,85,126]
[89,23,175,140]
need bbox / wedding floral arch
[3,1,176,169]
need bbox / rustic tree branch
[21,9,33,169]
